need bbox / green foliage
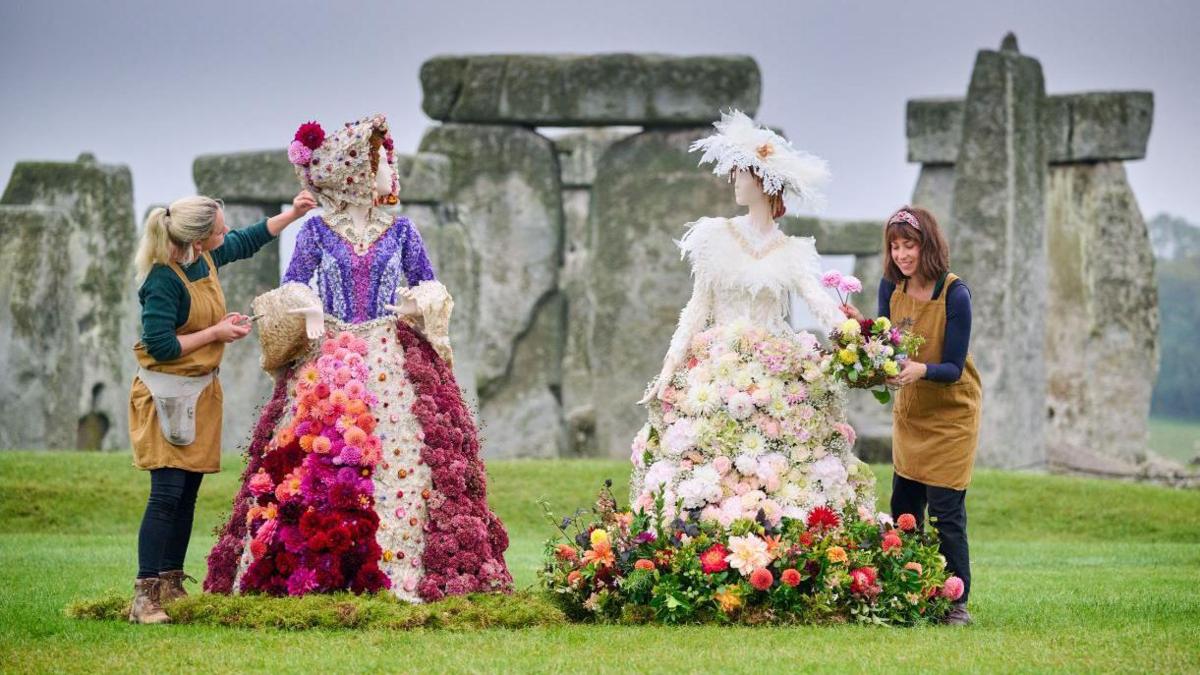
[1152,257,1200,420]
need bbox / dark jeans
[890,472,971,604]
[137,468,204,579]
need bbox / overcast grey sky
[2,0,1197,225]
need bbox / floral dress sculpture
[631,110,876,526]
[205,114,511,602]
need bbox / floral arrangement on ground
[540,483,963,626]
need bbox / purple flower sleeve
[283,219,321,284]
[400,219,437,286]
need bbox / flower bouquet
[539,483,961,626]
[820,270,924,404]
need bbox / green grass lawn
[1150,416,1200,464]
[1,451,1198,673]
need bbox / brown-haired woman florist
[842,205,982,626]
[126,191,314,623]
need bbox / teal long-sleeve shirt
[137,219,274,362]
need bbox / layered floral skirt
[631,320,875,526]
[205,316,511,602]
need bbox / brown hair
[732,170,787,220]
[882,205,950,284]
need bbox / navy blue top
[138,219,274,362]
[877,275,972,383]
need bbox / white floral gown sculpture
[630,111,875,526]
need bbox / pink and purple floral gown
[204,214,511,602]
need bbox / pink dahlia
[749,567,774,591]
[821,270,843,288]
[942,575,965,601]
[287,140,312,166]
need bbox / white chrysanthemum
[726,392,754,420]
[740,430,766,455]
[766,395,789,419]
[731,368,755,391]
[677,464,723,509]
[725,535,771,576]
[810,454,849,492]
[714,352,741,382]
[686,382,721,416]
[777,481,803,504]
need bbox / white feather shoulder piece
[677,217,821,298]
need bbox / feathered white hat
[690,109,830,212]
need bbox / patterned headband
[888,209,921,231]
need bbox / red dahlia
[806,505,841,531]
[781,568,802,587]
[750,567,774,591]
[896,513,918,532]
[294,121,326,150]
[700,543,730,574]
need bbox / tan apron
[129,251,227,473]
[890,272,983,490]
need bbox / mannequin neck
[346,204,372,232]
[745,199,776,235]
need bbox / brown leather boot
[157,570,195,604]
[942,602,973,626]
[128,578,171,624]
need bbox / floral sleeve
[282,219,321,285]
[400,220,436,287]
[664,274,714,366]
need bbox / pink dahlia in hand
[749,567,774,591]
[838,275,863,295]
[821,270,843,288]
[942,575,965,601]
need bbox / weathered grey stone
[782,217,881,255]
[418,123,565,458]
[560,185,598,456]
[0,206,81,449]
[211,204,280,454]
[1045,162,1158,467]
[907,92,1153,164]
[421,54,761,126]
[910,165,957,230]
[478,292,566,459]
[194,150,295,204]
[409,202,482,412]
[553,129,638,188]
[1,154,137,450]
[949,45,1048,470]
[587,127,741,458]
[906,98,964,165]
[396,153,451,204]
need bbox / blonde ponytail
[134,196,223,283]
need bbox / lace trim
[322,207,397,255]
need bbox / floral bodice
[283,213,435,323]
[663,216,843,365]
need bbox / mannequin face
[733,169,767,208]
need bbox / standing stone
[419,123,565,458]
[210,204,279,454]
[1045,162,1158,470]
[0,154,137,450]
[0,206,80,449]
[588,127,740,458]
[911,165,956,230]
[554,129,636,456]
[421,54,761,126]
[948,37,1048,470]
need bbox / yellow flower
[883,360,900,376]
[839,319,861,337]
[826,546,848,564]
[838,349,858,365]
[873,317,892,332]
[714,587,743,613]
[590,529,610,547]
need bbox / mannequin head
[732,169,786,220]
[373,145,399,205]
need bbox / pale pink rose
[734,481,752,496]
[834,422,857,447]
[713,456,732,475]
[760,419,781,439]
